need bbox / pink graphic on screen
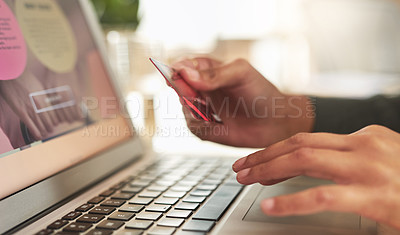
[0,0,27,80]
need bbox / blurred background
[90,0,400,154]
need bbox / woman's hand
[0,72,57,140]
[173,57,315,148]
[233,125,400,230]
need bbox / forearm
[313,95,400,133]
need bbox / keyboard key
[129,197,153,205]
[138,190,161,198]
[77,214,104,223]
[157,218,184,227]
[125,219,153,229]
[202,179,221,185]
[177,180,198,187]
[115,229,144,235]
[99,189,115,197]
[155,180,176,187]
[121,186,143,194]
[192,166,213,171]
[147,226,175,235]
[130,180,151,188]
[190,190,212,197]
[183,175,204,182]
[88,196,105,204]
[139,174,158,180]
[163,191,186,198]
[166,209,192,219]
[223,175,237,182]
[75,203,94,212]
[62,211,82,220]
[193,184,242,221]
[145,169,166,177]
[112,192,135,200]
[160,175,183,181]
[175,202,199,210]
[224,178,242,186]
[147,185,169,192]
[182,220,215,232]
[206,173,226,181]
[169,185,192,192]
[108,211,135,221]
[188,171,208,178]
[35,229,53,235]
[195,184,217,191]
[110,181,127,190]
[89,206,115,215]
[63,222,92,232]
[119,204,144,213]
[154,197,179,205]
[47,219,68,229]
[174,231,206,235]
[135,211,162,220]
[101,199,125,207]
[145,204,171,213]
[215,166,231,171]
[166,168,189,175]
[96,220,124,230]
[86,229,113,235]
[183,196,206,203]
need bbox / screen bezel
[0,0,144,233]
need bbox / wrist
[283,95,315,134]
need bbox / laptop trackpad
[243,182,360,229]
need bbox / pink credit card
[149,58,222,123]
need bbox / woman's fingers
[176,59,253,91]
[58,106,74,123]
[233,132,353,172]
[39,112,54,133]
[20,113,42,140]
[29,109,48,138]
[48,110,60,126]
[252,126,400,230]
[236,148,355,185]
[173,57,222,71]
[261,185,371,217]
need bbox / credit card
[149,58,222,123]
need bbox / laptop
[0,0,377,234]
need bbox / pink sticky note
[0,0,27,80]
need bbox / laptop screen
[0,0,133,199]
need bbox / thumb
[177,59,251,91]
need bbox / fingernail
[262,198,275,211]
[232,157,246,172]
[237,168,250,181]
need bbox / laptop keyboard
[35,156,244,235]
